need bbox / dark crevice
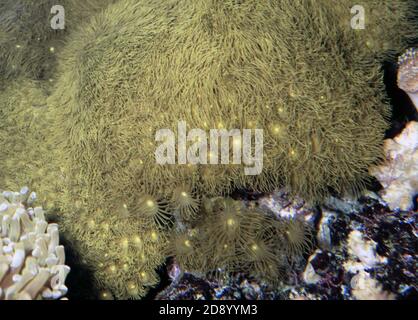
[142,258,171,300]
[60,235,101,300]
[382,60,418,140]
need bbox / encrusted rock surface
[155,190,417,300]
[370,121,418,211]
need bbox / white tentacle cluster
[0,187,70,300]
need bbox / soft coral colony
[0,0,417,299]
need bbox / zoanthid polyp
[40,0,417,298]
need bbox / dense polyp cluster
[0,0,117,80]
[0,0,417,298]
[166,198,313,284]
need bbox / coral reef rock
[350,270,395,300]
[0,188,70,300]
[156,268,282,300]
[343,230,387,273]
[370,121,418,211]
[397,48,418,109]
[155,191,417,300]
[288,193,417,300]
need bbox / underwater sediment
[0,0,417,299]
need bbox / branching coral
[0,188,70,300]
